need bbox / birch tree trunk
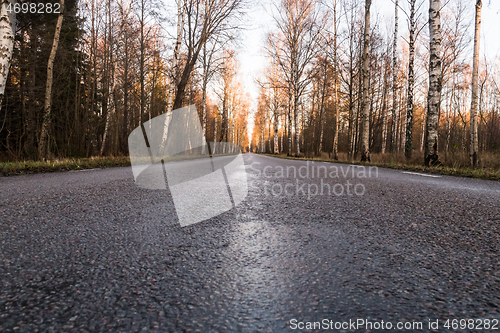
[167,0,184,113]
[274,111,279,154]
[261,127,265,153]
[100,2,114,156]
[421,106,426,151]
[214,117,217,143]
[445,75,455,158]
[380,43,389,154]
[421,84,427,151]
[201,39,216,154]
[470,0,482,167]
[332,0,339,160]
[425,0,442,166]
[390,0,398,153]
[360,0,371,162]
[294,94,301,157]
[39,0,65,160]
[281,113,284,153]
[202,67,207,152]
[318,59,327,154]
[287,85,292,156]
[268,117,271,153]
[0,0,16,112]
[404,0,416,159]
[101,62,117,156]
[159,0,184,152]
[138,0,146,126]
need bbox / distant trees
[0,0,82,159]
[212,51,249,150]
[270,0,326,157]
[251,0,498,168]
[0,0,498,165]
[171,0,244,110]
[0,0,249,160]
[261,34,284,154]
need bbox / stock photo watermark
[128,105,248,227]
[249,161,378,199]
[128,105,378,226]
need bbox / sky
[236,0,500,139]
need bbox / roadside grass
[2,151,498,181]
[0,150,239,177]
[0,156,131,177]
[261,152,500,182]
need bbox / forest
[0,0,249,161]
[251,0,498,169]
[0,0,498,170]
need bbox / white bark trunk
[280,114,284,153]
[101,62,117,156]
[294,96,300,157]
[0,0,16,110]
[160,0,184,152]
[39,0,65,159]
[360,0,371,162]
[390,0,398,154]
[470,0,481,167]
[425,0,442,166]
[167,0,185,112]
[214,117,217,143]
[332,0,339,160]
[274,111,279,154]
[380,42,389,154]
[319,82,325,154]
[405,0,416,159]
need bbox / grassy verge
[0,156,131,177]
[2,153,499,181]
[262,153,500,182]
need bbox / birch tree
[273,0,324,157]
[158,0,184,152]
[331,0,339,160]
[0,0,16,111]
[200,32,234,150]
[172,0,243,110]
[263,34,285,154]
[360,0,371,162]
[39,0,65,159]
[100,0,116,156]
[425,0,442,166]
[380,40,390,154]
[390,0,399,154]
[470,0,481,167]
[404,0,424,159]
[167,0,185,113]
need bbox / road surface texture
[1,153,500,332]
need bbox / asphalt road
[1,153,500,332]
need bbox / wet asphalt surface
[1,153,500,332]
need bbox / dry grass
[0,156,131,176]
[2,151,498,181]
